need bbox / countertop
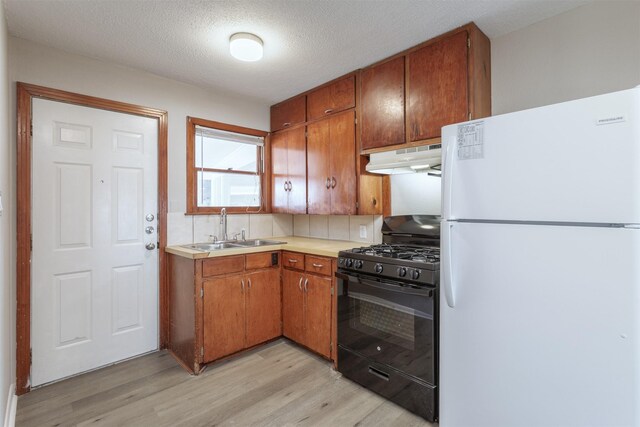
[165,236,362,259]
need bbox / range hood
[366,144,442,175]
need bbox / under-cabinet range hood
[366,144,442,175]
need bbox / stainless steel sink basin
[232,239,284,247]
[182,242,241,251]
[181,239,284,252]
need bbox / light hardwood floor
[17,340,434,426]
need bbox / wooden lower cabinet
[282,254,334,360]
[203,269,282,363]
[203,274,245,362]
[246,269,282,348]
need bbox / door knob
[145,243,156,250]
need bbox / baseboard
[3,384,16,427]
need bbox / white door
[440,221,640,427]
[31,98,159,387]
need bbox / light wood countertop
[165,236,362,259]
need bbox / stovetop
[349,244,440,263]
[338,243,440,286]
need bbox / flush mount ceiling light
[229,32,263,62]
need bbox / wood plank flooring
[16,340,434,426]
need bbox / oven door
[337,271,436,384]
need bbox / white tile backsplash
[293,215,310,237]
[328,215,350,241]
[272,214,293,237]
[309,215,329,239]
[166,212,193,245]
[167,212,382,246]
[249,214,273,238]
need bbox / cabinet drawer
[246,252,279,270]
[283,251,304,270]
[202,255,244,277]
[307,75,355,121]
[305,255,332,276]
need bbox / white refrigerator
[440,87,640,427]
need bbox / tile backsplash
[167,212,382,245]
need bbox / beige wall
[492,0,640,115]
[0,2,13,422]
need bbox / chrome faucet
[220,208,228,241]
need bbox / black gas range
[336,215,440,422]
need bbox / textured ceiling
[4,0,590,104]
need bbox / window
[187,117,269,213]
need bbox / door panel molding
[16,82,168,395]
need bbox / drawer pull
[368,366,390,381]
[288,259,298,263]
[283,122,291,127]
[312,263,324,268]
[324,108,333,114]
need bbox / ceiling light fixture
[229,32,263,62]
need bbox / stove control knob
[338,258,344,266]
[355,260,364,269]
[397,267,407,277]
[346,258,354,268]
[374,263,383,274]
[411,269,420,280]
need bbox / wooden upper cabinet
[271,126,307,214]
[360,56,406,150]
[407,30,469,142]
[307,110,356,215]
[307,75,356,121]
[270,95,306,132]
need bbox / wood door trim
[16,82,169,395]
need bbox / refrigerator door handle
[443,222,456,308]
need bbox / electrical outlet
[359,224,367,239]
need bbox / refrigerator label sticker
[457,121,484,160]
[596,115,626,126]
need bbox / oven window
[350,292,416,350]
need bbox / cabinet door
[306,119,331,214]
[282,269,305,344]
[286,126,307,214]
[329,110,356,215]
[245,269,282,348]
[307,75,355,121]
[360,56,406,150]
[271,95,306,132]
[203,275,245,362]
[407,30,469,141]
[304,274,332,358]
[271,130,289,213]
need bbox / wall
[390,174,441,216]
[0,4,14,425]
[492,1,640,115]
[292,215,383,244]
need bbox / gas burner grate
[350,244,439,262]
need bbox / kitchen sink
[181,242,241,251]
[181,239,284,252]
[232,239,284,247]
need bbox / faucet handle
[241,229,246,241]
[232,232,241,241]
[209,234,218,243]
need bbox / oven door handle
[336,271,433,297]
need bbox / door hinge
[30,121,33,136]
[355,202,359,209]
[200,288,204,298]
[30,234,33,252]
[200,347,204,357]
[30,349,32,366]
[468,112,472,121]
[354,117,358,125]
[467,37,471,48]
[331,286,334,296]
